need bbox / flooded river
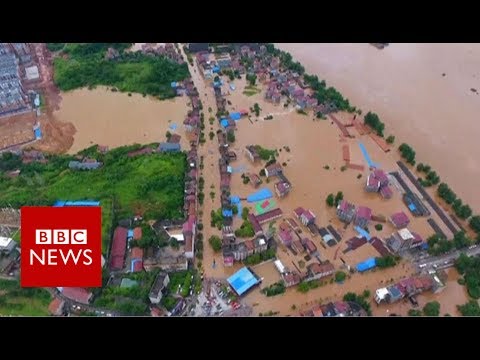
[276,43,480,213]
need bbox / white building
[0,236,15,254]
[149,272,170,304]
[274,259,286,274]
[25,65,39,80]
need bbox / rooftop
[227,267,260,296]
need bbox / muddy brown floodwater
[276,43,480,213]
[53,87,190,154]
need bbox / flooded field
[276,43,480,213]
[53,87,190,154]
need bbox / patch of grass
[53,43,189,100]
[0,279,51,316]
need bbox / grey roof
[159,142,181,152]
[68,161,102,170]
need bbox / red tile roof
[131,247,144,260]
[133,260,144,272]
[48,297,65,316]
[61,287,92,305]
[110,227,128,270]
[309,262,335,275]
[390,212,410,228]
[184,233,193,253]
[356,206,372,220]
[347,236,367,250]
[293,207,305,218]
[255,208,283,224]
[248,213,263,234]
[133,227,142,240]
[370,237,391,257]
[279,230,293,244]
[244,239,255,251]
[373,169,389,184]
[304,239,317,253]
[380,185,393,198]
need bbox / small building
[293,207,305,220]
[255,208,283,225]
[245,145,261,163]
[385,228,415,254]
[307,262,335,280]
[25,65,40,81]
[188,43,209,53]
[0,236,15,254]
[373,169,389,187]
[274,181,291,198]
[283,272,302,287]
[227,267,261,296]
[274,259,286,274]
[356,257,377,273]
[365,173,380,192]
[68,161,102,170]
[300,209,316,226]
[355,206,372,228]
[248,213,264,236]
[370,237,391,257]
[292,240,304,253]
[248,173,262,188]
[390,211,410,229]
[158,142,181,152]
[278,230,293,246]
[265,163,283,178]
[58,287,93,305]
[380,185,393,199]
[304,238,317,254]
[336,200,356,223]
[149,272,170,304]
[48,297,66,316]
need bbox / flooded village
[0,42,479,317]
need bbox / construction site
[0,43,72,154]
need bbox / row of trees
[244,248,276,266]
[408,301,441,316]
[261,281,286,297]
[398,143,416,165]
[455,252,480,299]
[375,255,400,269]
[437,183,473,220]
[364,112,385,137]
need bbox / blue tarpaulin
[221,119,229,128]
[54,200,100,207]
[34,128,42,140]
[421,243,429,250]
[212,66,220,73]
[359,142,379,168]
[169,123,178,131]
[227,166,233,173]
[222,209,233,218]
[247,188,273,203]
[230,196,242,218]
[229,112,241,121]
[230,83,236,91]
[127,229,134,239]
[408,203,417,212]
[355,226,371,241]
[356,257,377,272]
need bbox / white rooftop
[274,259,285,274]
[0,236,13,247]
[25,65,39,80]
[398,228,413,240]
[375,287,389,299]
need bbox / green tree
[408,309,422,316]
[335,271,347,282]
[416,163,424,172]
[165,131,172,140]
[386,135,395,144]
[375,224,383,231]
[208,235,222,252]
[209,131,215,140]
[241,207,250,221]
[469,215,480,233]
[334,191,344,206]
[227,131,235,143]
[457,301,480,316]
[453,231,471,250]
[253,103,261,117]
[423,301,440,316]
[326,193,335,207]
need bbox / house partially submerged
[149,272,170,304]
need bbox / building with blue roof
[212,66,220,73]
[127,229,134,240]
[356,257,377,272]
[220,119,229,128]
[34,127,42,140]
[53,200,100,207]
[222,209,233,218]
[229,112,241,121]
[227,267,261,296]
[354,226,372,241]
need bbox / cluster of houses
[374,272,446,305]
[365,169,393,199]
[336,199,373,228]
[222,208,282,267]
[301,300,368,317]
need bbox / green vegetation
[244,248,276,266]
[246,74,257,86]
[335,271,347,282]
[343,292,372,316]
[242,207,250,221]
[364,112,385,137]
[167,270,194,298]
[427,234,453,256]
[398,143,416,165]
[457,301,480,316]
[227,131,236,143]
[303,73,354,112]
[340,165,347,172]
[423,301,440,316]
[0,279,51,316]
[362,289,371,298]
[0,152,22,172]
[455,252,480,299]
[95,269,160,315]
[386,135,395,144]
[209,131,215,140]
[408,309,422,316]
[453,231,471,250]
[53,43,189,99]
[253,103,261,117]
[470,215,480,234]
[375,224,383,231]
[357,174,362,179]
[254,145,276,161]
[334,191,344,206]
[326,194,335,207]
[235,219,255,238]
[297,280,321,293]
[323,165,330,170]
[296,109,307,115]
[0,144,186,252]
[210,208,223,230]
[261,281,286,297]
[46,43,65,52]
[375,255,400,269]
[437,183,457,205]
[208,235,222,252]
[131,224,169,250]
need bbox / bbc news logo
[21,206,102,288]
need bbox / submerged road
[413,245,480,271]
